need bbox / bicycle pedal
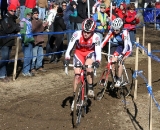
[96,95,103,101]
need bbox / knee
[75,74,80,80]
[86,71,93,76]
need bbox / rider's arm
[94,35,102,62]
[92,2,99,14]
[65,31,80,59]
[122,30,132,55]
[101,30,113,48]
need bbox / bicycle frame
[99,57,115,86]
[65,64,95,107]
[96,53,132,100]
[65,64,95,127]
[78,67,87,103]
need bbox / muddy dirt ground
[0,25,160,130]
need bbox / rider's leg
[85,58,94,97]
[111,56,118,81]
[71,68,81,111]
[115,61,123,87]
[73,68,81,93]
[117,62,123,80]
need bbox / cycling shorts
[73,50,95,66]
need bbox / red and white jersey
[101,29,132,55]
[65,30,101,62]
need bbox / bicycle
[95,52,134,100]
[65,64,96,128]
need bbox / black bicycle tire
[95,69,109,101]
[124,68,134,97]
[82,81,87,117]
[117,68,133,98]
[73,83,82,128]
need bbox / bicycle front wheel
[73,83,83,128]
[95,69,109,101]
[117,68,134,98]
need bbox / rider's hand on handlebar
[64,59,70,66]
[92,61,100,68]
[118,54,124,61]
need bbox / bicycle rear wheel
[73,83,83,128]
[95,69,109,101]
[117,68,134,98]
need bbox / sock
[88,83,93,90]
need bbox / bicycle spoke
[120,68,134,98]
[73,84,82,128]
[95,70,109,101]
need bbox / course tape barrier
[134,42,160,62]
[0,30,76,39]
[0,22,156,39]
[133,70,160,111]
[0,50,66,63]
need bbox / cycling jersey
[65,30,101,64]
[101,29,132,55]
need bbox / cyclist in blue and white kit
[101,18,132,87]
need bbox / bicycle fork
[121,64,130,86]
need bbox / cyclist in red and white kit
[101,18,132,87]
[64,18,101,99]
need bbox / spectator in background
[146,2,154,9]
[8,0,20,18]
[0,4,20,82]
[45,2,59,56]
[50,7,66,63]
[20,8,35,76]
[19,0,26,20]
[31,8,49,73]
[46,2,59,29]
[8,0,20,8]
[93,3,109,42]
[116,2,126,21]
[25,0,36,9]
[63,1,77,44]
[105,1,118,20]
[155,2,160,30]
[92,0,104,14]
[48,0,57,10]
[124,3,140,46]
[1,0,8,19]
[75,0,87,30]
[37,0,48,20]
[61,1,67,13]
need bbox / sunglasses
[114,29,120,32]
[100,7,105,9]
[34,12,39,14]
[10,10,16,12]
[62,5,67,6]
[83,30,92,34]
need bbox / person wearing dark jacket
[1,0,8,19]
[75,0,87,30]
[0,4,20,82]
[63,1,77,44]
[50,7,66,63]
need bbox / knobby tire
[95,69,109,101]
[73,82,83,128]
[116,68,133,99]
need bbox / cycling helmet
[82,18,96,32]
[111,18,123,30]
